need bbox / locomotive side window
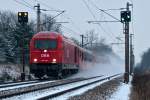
[34,39,57,49]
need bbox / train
[29,31,94,79]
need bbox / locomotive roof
[33,31,76,44]
[32,31,93,54]
[32,31,62,39]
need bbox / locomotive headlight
[52,58,56,63]
[44,50,47,53]
[34,58,37,62]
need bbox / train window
[34,39,57,49]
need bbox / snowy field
[109,83,131,100]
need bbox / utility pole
[120,2,132,83]
[34,3,41,32]
[34,4,66,32]
[22,23,25,80]
[87,2,133,83]
[130,34,134,75]
[80,34,88,47]
[124,2,131,83]
[80,35,84,47]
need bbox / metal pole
[35,3,41,32]
[124,2,130,83]
[81,35,84,47]
[21,22,25,81]
[130,34,134,75]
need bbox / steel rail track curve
[37,73,122,100]
[0,80,40,89]
[0,75,104,99]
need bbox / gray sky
[0,0,148,63]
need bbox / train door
[75,47,77,63]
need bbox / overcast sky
[0,0,148,63]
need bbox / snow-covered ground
[52,78,113,100]
[62,54,126,100]
[4,75,120,100]
[0,51,125,100]
[0,64,20,80]
[109,83,131,100]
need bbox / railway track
[1,73,122,100]
[0,80,40,89]
[37,73,122,100]
[0,78,56,89]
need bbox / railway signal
[121,11,131,23]
[18,12,28,81]
[18,12,28,23]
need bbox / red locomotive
[30,31,94,78]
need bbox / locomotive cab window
[34,39,57,49]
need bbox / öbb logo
[41,54,50,57]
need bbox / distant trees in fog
[134,48,150,75]
[71,29,113,56]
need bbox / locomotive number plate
[41,54,50,57]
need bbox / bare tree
[40,14,61,32]
[85,30,99,48]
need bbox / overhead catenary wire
[36,0,63,12]
[84,0,116,40]
[82,0,100,29]
[102,8,126,11]
[42,10,65,25]
[100,12,116,37]
[101,10,124,49]
[89,0,125,51]
[13,0,35,10]
[87,0,120,22]
[61,13,83,34]
[88,0,127,46]
[22,0,34,8]
[61,25,81,36]
[40,2,80,38]
[36,0,83,37]
[13,0,64,22]
[60,25,82,43]
[82,0,116,41]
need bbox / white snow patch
[0,64,20,80]
[51,79,109,100]
[109,83,131,100]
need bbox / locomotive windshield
[34,39,57,49]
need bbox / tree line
[134,48,150,75]
[0,10,113,65]
[0,11,61,64]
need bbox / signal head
[18,12,28,23]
